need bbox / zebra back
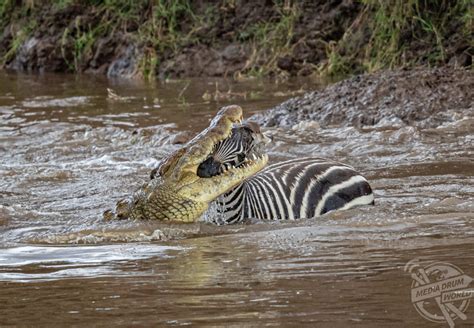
[213,157,374,224]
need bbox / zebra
[198,123,374,225]
[209,157,374,225]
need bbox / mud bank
[253,68,474,129]
[0,1,471,79]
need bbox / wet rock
[107,44,140,78]
[222,44,244,62]
[7,37,40,71]
[253,68,474,129]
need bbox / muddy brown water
[0,71,473,327]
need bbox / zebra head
[197,121,270,178]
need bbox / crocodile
[103,105,268,222]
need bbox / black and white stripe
[197,125,259,178]
[212,133,249,168]
[209,157,374,225]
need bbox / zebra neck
[203,182,247,225]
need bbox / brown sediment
[253,68,474,128]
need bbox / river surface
[0,71,473,327]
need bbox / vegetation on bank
[323,0,473,77]
[0,0,472,79]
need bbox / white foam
[0,244,183,267]
[22,96,92,108]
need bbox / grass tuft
[0,0,471,78]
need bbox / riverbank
[1,1,472,79]
[253,67,474,129]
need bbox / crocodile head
[104,105,268,222]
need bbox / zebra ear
[244,121,271,144]
[245,121,261,133]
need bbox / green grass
[1,0,471,78]
[318,0,473,77]
[1,19,37,65]
[134,0,200,78]
[2,0,198,76]
[236,2,299,77]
